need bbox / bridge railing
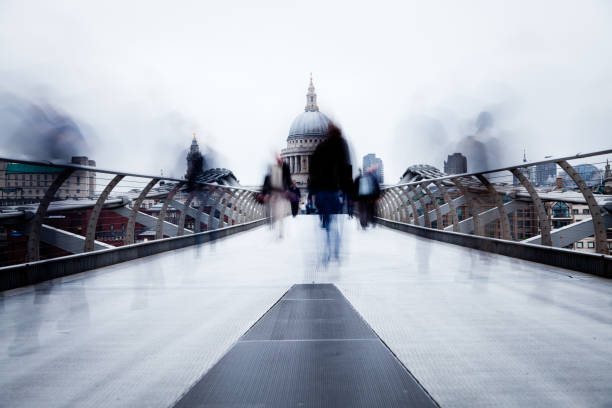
[0,156,266,267]
[376,149,612,256]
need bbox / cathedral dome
[288,111,330,140]
[287,73,330,140]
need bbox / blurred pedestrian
[354,166,380,228]
[288,181,301,217]
[262,153,292,238]
[309,122,353,263]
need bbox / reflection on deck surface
[1,215,612,407]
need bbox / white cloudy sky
[0,0,611,184]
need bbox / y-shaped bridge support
[476,175,512,240]
[27,168,74,262]
[558,160,609,255]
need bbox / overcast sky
[1,0,611,184]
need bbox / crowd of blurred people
[260,122,380,262]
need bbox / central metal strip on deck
[173,284,438,407]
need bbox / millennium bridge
[1,150,611,407]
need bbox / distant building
[183,134,239,187]
[547,201,612,253]
[0,156,96,205]
[186,133,204,180]
[443,153,467,174]
[280,74,331,190]
[534,156,557,186]
[561,164,603,188]
[363,153,384,184]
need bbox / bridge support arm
[194,189,213,233]
[401,186,419,225]
[377,192,391,219]
[114,206,192,237]
[211,188,228,229]
[451,178,482,236]
[451,200,526,235]
[230,190,249,225]
[420,183,443,229]
[125,178,160,245]
[523,213,612,247]
[44,224,114,253]
[387,188,404,221]
[245,193,258,222]
[85,175,124,252]
[177,191,196,236]
[409,185,430,228]
[509,168,551,246]
[155,182,185,239]
[223,189,240,226]
[382,190,396,220]
[27,168,74,262]
[170,199,209,226]
[476,174,512,240]
[557,160,609,254]
[433,181,459,232]
[394,187,413,223]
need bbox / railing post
[27,168,74,262]
[125,178,160,245]
[234,192,245,224]
[401,186,419,225]
[392,187,410,223]
[409,185,430,227]
[155,182,185,239]
[233,190,249,224]
[557,160,609,254]
[374,194,382,217]
[390,188,406,222]
[372,190,385,218]
[420,183,443,229]
[245,192,257,221]
[386,188,402,221]
[509,168,552,246]
[241,192,253,222]
[231,190,249,225]
[85,174,124,252]
[451,177,482,236]
[381,192,393,219]
[476,174,511,240]
[433,181,459,232]
[222,189,239,226]
[392,187,409,222]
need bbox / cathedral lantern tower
[280,74,331,199]
[186,133,204,180]
[305,73,319,112]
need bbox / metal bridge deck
[1,215,612,407]
[174,284,437,407]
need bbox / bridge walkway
[1,216,611,407]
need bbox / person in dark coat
[354,167,380,228]
[262,157,292,197]
[288,181,300,217]
[308,122,353,263]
